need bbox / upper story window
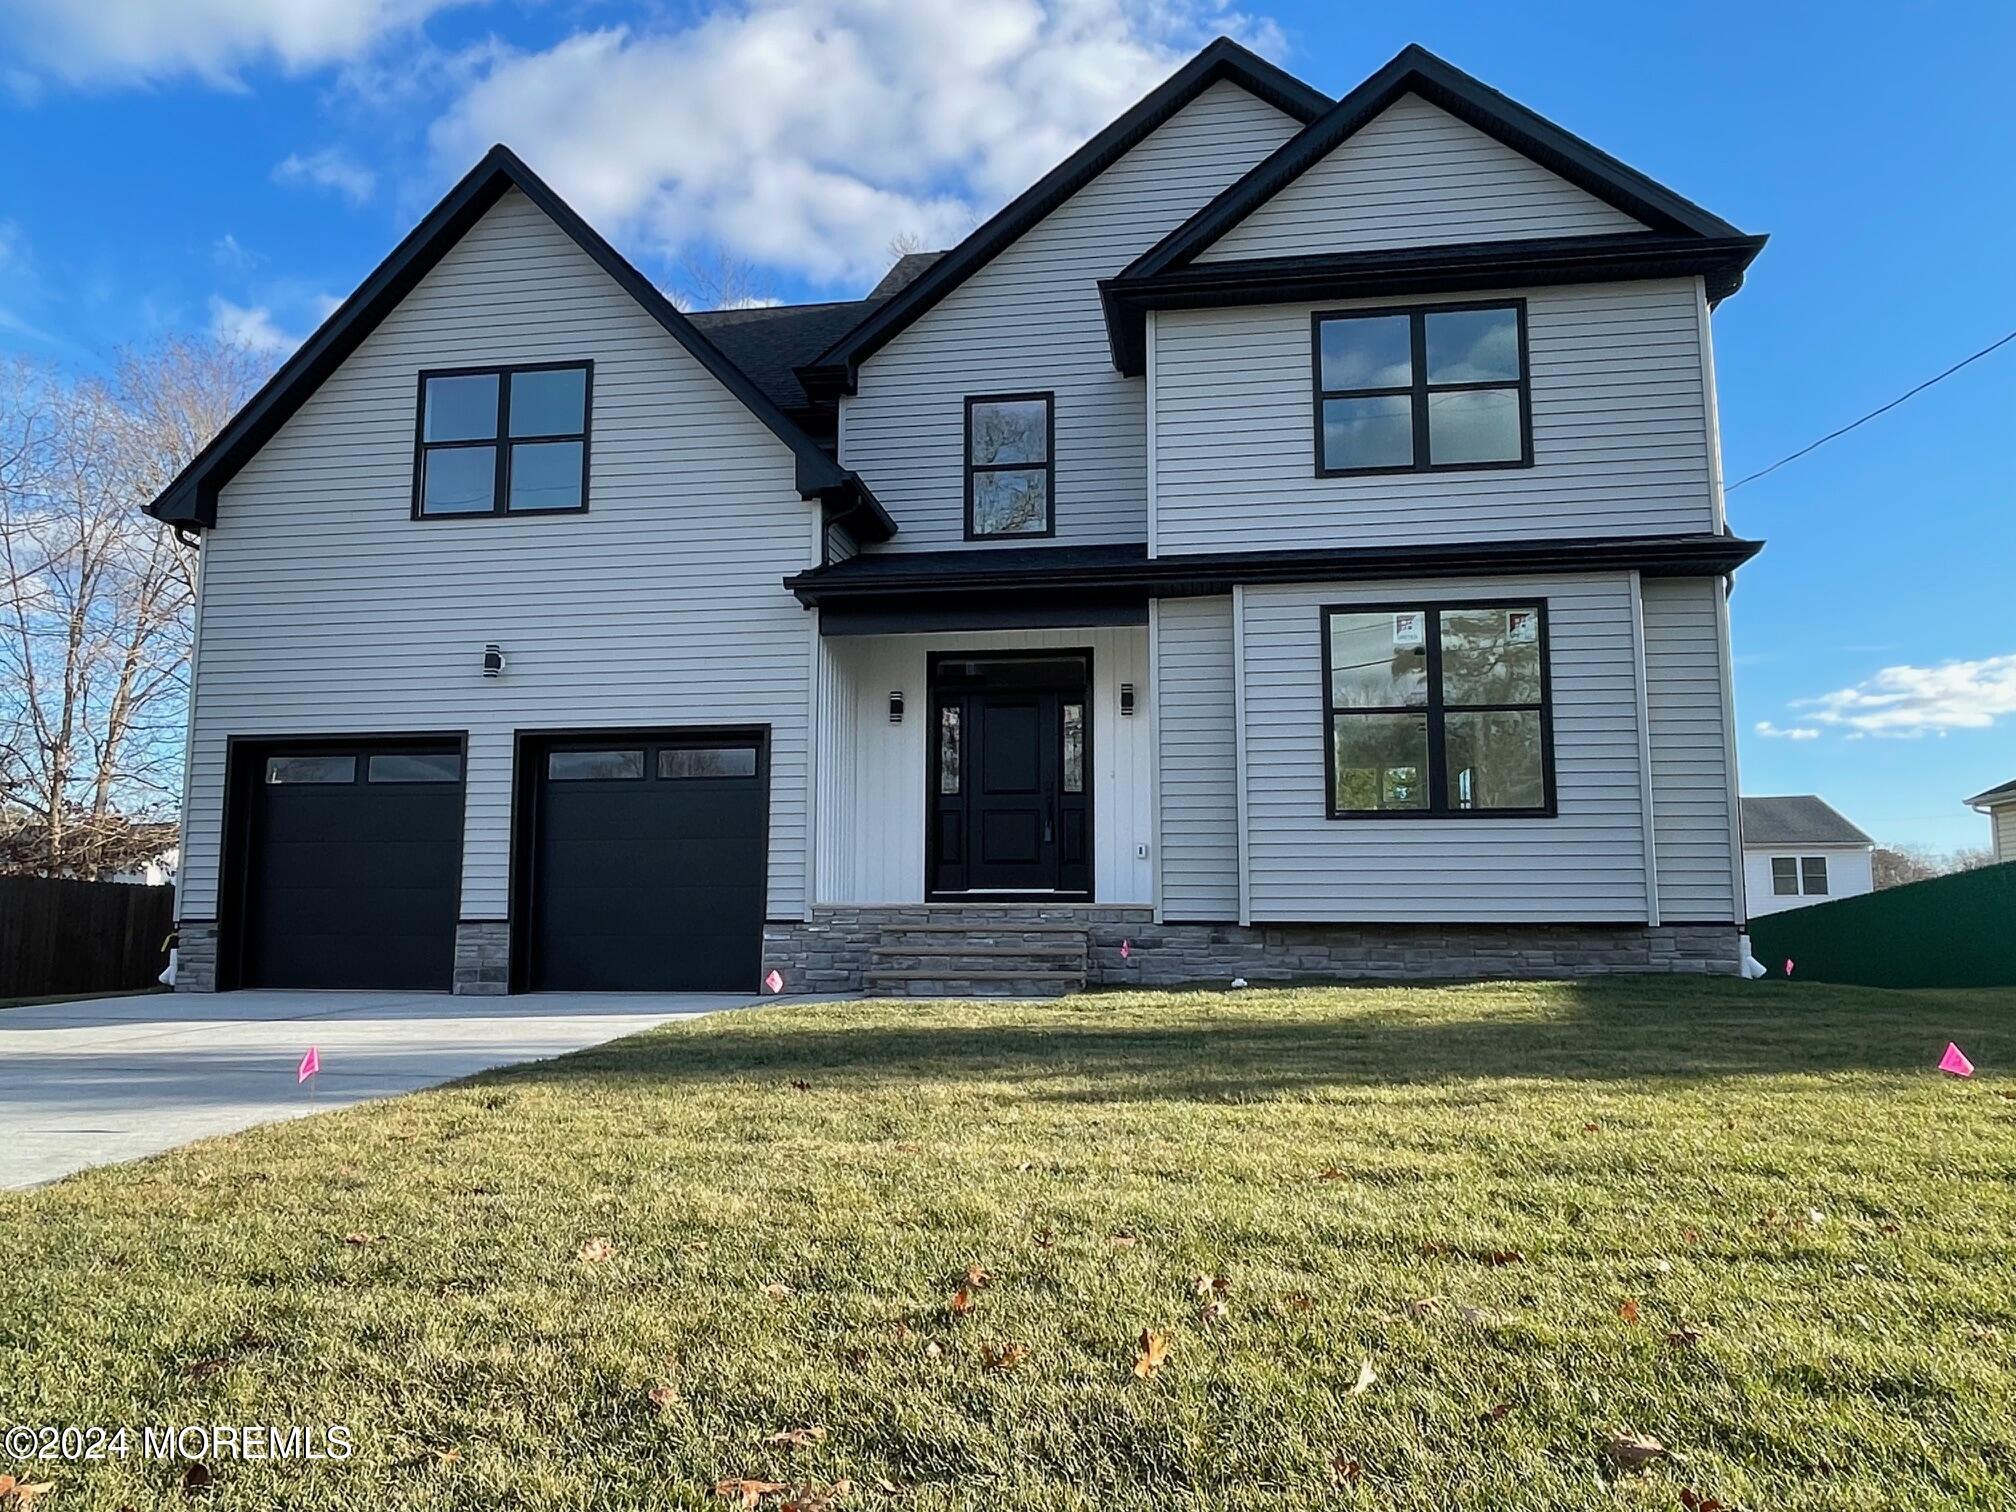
[1322,601,1554,819]
[965,392,1053,539]
[1313,302,1530,476]
[415,362,591,518]
[1770,856,1829,896]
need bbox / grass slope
[3,978,2014,1510]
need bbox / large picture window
[965,392,1054,539]
[1313,302,1530,476]
[414,361,591,518]
[1321,601,1554,819]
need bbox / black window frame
[1311,299,1532,478]
[1770,856,1800,896]
[412,360,594,520]
[963,390,1056,541]
[1320,598,1556,821]
[1800,855,1830,896]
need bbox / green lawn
[4,979,2014,1510]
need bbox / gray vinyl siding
[1240,574,1649,922]
[1199,93,1642,261]
[1154,595,1239,919]
[1994,805,2016,863]
[1152,280,1714,551]
[824,520,861,565]
[1641,577,1740,921]
[839,80,1300,552]
[180,188,820,924]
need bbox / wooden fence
[0,876,175,999]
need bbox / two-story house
[148,41,1764,996]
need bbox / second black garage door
[523,733,766,991]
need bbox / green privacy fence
[1748,860,2016,989]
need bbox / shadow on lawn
[483,979,2016,1101]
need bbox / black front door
[929,654,1091,899]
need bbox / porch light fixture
[888,690,905,723]
[1120,682,1136,716]
[482,643,507,678]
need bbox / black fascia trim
[1126,42,1751,284]
[1319,598,1556,820]
[1101,232,1767,373]
[802,37,1330,393]
[784,533,1763,606]
[147,144,853,529]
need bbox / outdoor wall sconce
[1120,682,1136,716]
[889,690,905,723]
[482,644,506,678]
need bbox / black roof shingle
[1740,796,1873,848]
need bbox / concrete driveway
[0,988,773,1189]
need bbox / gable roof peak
[147,140,892,539]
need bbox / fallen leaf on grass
[342,1232,377,1247]
[1329,1456,1361,1485]
[983,1341,1029,1371]
[1032,1228,1056,1250]
[1477,1403,1513,1425]
[766,1427,828,1450]
[1680,1490,1730,1511]
[1317,1166,1351,1181]
[1582,1121,1601,1133]
[1618,1298,1642,1324]
[648,1384,683,1410]
[577,1237,617,1264]
[180,1461,215,1495]
[789,1079,812,1092]
[430,1447,462,1466]
[964,1262,992,1288]
[1457,1305,1504,1327]
[1193,1273,1231,1299]
[1275,1292,1316,1315]
[948,1288,978,1317]
[0,1478,56,1508]
[1877,1222,1902,1236]
[922,1341,944,1360]
[781,1481,851,1512]
[1133,1329,1171,1378]
[1681,1227,1702,1246]
[1484,1250,1524,1267]
[715,1479,789,1509]
[1604,1429,1670,1468]
[1107,1232,1139,1248]
[761,1282,796,1300]
[1407,1296,1442,1319]
[1197,1300,1229,1326]
[1666,1325,1703,1349]
[1348,1357,1378,1395]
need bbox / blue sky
[4,0,2011,850]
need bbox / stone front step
[862,969,1085,999]
[871,944,1087,976]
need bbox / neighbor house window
[415,362,591,517]
[1772,856,1829,896]
[965,392,1053,538]
[1322,601,1552,818]
[1313,302,1529,475]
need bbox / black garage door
[525,734,766,991]
[238,743,464,990]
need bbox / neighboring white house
[1964,778,2016,863]
[1740,796,1874,917]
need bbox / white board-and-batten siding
[1151,278,1716,552]
[181,188,821,923]
[1153,596,1240,920]
[1199,93,1644,261]
[813,627,1153,906]
[839,80,1302,552]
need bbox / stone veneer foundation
[452,920,511,996]
[762,906,1741,992]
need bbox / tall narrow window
[1771,857,1800,896]
[1323,602,1553,818]
[965,393,1053,539]
[1062,702,1085,794]
[1800,856,1830,895]
[938,705,962,795]
[1314,303,1529,475]
[416,362,591,517]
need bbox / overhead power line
[1726,325,2016,492]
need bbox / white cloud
[207,296,300,357]
[427,0,1286,286]
[1793,653,2016,736]
[1755,721,1821,741]
[0,0,477,87]
[274,147,378,205]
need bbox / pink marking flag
[1119,939,1132,960]
[763,968,784,994]
[297,1045,320,1084]
[1939,1042,1975,1077]
[1784,958,1795,978]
